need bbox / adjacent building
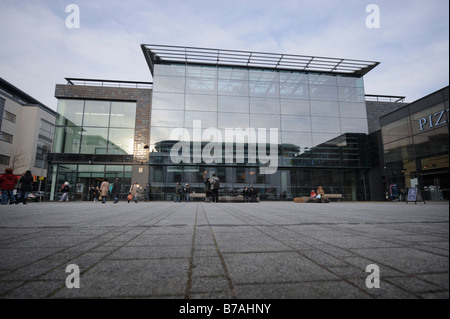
[0,77,56,188]
[380,87,449,201]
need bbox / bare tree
[9,149,29,173]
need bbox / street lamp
[38,151,47,203]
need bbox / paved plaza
[0,200,448,299]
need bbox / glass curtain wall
[49,99,137,201]
[149,63,370,200]
[54,100,136,155]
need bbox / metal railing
[65,78,153,89]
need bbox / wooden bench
[189,193,259,203]
[294,194,343,203]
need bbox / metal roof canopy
[141,44,380,76]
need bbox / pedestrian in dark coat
[16,170,33,204]
[111,178,122,203]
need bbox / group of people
[174,182,191,202]
[175,173,221,203]
[310,186,326,200]
[59,178,142,204]
[243,187,258,203]
[0,168,34,205]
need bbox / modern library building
[47,44,449,202]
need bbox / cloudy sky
[0,0,448,110]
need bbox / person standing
[111,178,122,203]
[16,170,34,204]
[184,183,191,202]
[204,178,211,203]
[250,187,257,202]
[243,187,250,203]
[210,174,220,203]
[174,182,182,203]
[88,185,95,201]
[0,168,18,205]
[129,182,138,203]
[93,186,99,202]
[100,178,109,204]
[60,182,70,202]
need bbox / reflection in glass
[281,115,311,132]
[218,79,249,96]
[218,112,250,129]
[340,117,368,134]
[152,92,185,110]
[56,99,84,126]
[280,99,310,115]
[80,127,108,154]
[186,77,217,95]
[185,111,217,128]
[339,102,367,118]
[250,97,280,114]
[337,76,364,88]
[153,75,185,93]
[154,64,185,77]
[310,101,339,117]
[381,118,411,144]
[310,85,338,101]
[110,102,136,128]
[83,101,111,127]
[311,117,340,134]
[151,109,184,127]
[108,128,135,154]
[338,86,365,102]
[218,96,249,113]
[186,94,217,112]
[53,126,81,153]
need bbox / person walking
[93,186,99,202]
[129,182,138,203]
[0,168,18,205]
[204,178,211,203]
[210,174,220,203]
[174,182,182,203]
[88,185,95,201]
[60,182,70,202]
[184,183,191,202]
[100,178,109,204]
[111,178,122,203]
[16,170,34,204]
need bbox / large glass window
[149,63,368,174]
[54,100,136,155]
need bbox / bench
[294,194,343,203]
[189,193,259,203]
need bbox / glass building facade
[49,45,386,201]
[381,87,449,201]
[142,45,379,201]
[48,82,152,201]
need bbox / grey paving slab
[0,201,448,299]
